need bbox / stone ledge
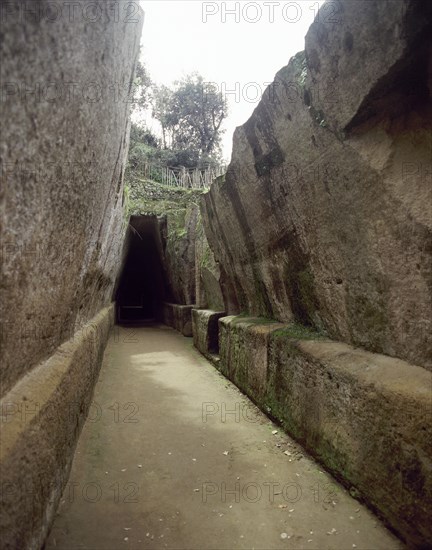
[216,316,432,547]
[162,303,196,337]
[0,305,114,550]
[192,309,226,358]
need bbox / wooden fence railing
[139,163,226,189]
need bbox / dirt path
[46,325,403,550]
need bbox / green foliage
[132,59,152,113]
[169,73,227,158]
[151,84,173,149]
[130,123,159,148]
[130,69,227,175]
[126,175,205,218]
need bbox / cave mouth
[114,215,168,325]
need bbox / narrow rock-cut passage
[46,326,402,550]
[115,216,167,324]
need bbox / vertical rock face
[0,2,143,547]
[164,204,200,304]
[0,1,142,396]
[201,0,432,369]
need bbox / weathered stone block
[0,306,114,549]
[217,316,432,547]
[163,303,195,337]
[192,309,226,357]
[218,316,286,403]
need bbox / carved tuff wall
[197,0,432,545]
[0,2,143,547]
[201,0,432,370]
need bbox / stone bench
[216,315,432,547]
[162,303,195,337]
[192,309,226,358]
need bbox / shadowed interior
[115,215,168,323]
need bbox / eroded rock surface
[201,0,432,369]
[0,2,143,547]
[1,2,143,396]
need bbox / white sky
[139,0,324,161]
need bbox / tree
[151,84,174,149]
[170,73,227,160]
[128,122,160,170]
[128,70,227,173]
[130,122,159,148]
[133,59,152,113]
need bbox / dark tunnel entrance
[114,215,168,324]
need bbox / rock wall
[126,176,224,310]
[0,306,114,549]
[201,0,432,369]
[0,1,143,546]
[1,0,143,395]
